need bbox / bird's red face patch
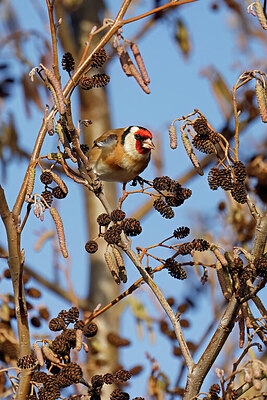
[134,129,153,154]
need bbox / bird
[89,126,154,187]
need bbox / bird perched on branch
[89,126,154,187]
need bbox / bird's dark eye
[135,134,142,141]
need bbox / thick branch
[184,296,240,400]
[0,186,31,400]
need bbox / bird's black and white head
[121,126,154,158]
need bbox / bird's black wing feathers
[93,134,118,148]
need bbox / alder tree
[0,1,266,400]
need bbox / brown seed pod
[49,207,69,258]
[26,288,41,298]
[52,186,67,199]
[110,209,126,222]
[85,240,98,254]
[153,176,172,191]
[173,226,190,239]
[41,190,53,207]
[153,199,174,219]
[97,213,111,226]
[90,48,108,68]
[62,52,75,73]
[83,321,98,338]
[17,355,38,369]
[40,170,53,185]
[49,317,66,331]
[192,117,211,135]
[79,74,110,90]
[107,332,130,347]
[231,182,247,204]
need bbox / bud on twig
[49,207,69,258]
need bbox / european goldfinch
[89,126,154,184]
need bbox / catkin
[254,0,267,29]
[215,260,232,300]
[128,62,150,94]
[47,153,66,161]
[48,170,68,195]
[49,208,69,258]
[104,248,120,284]
[75,329,83,351]
[42,344,60,363]
[238,310,245,348]
[210,244,228,267]
[55,122,66,144]
[130,43,150,84]
[112,248,127,283]
[33,342,44,366]
[181,130,203,175]
[255,81,267,122]
[47,118,55,136]
[25,165,36,202]
[117,46,150,94]
[41,65,65,115]
[168,125,177,149]
[117,47,132,76]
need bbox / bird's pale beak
[142,138,155,150]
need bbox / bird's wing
[93,133,118,149]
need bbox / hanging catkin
[49,207,69,258]
[104,248,120,284]
[25,165,36,202]
[130,43,150,84]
